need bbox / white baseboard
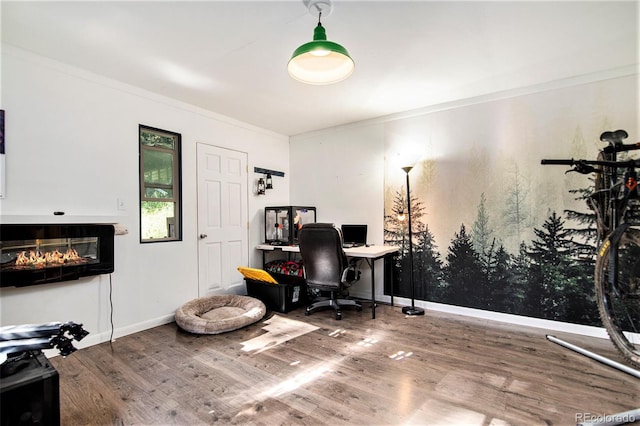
[389,295,609,339]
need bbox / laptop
[341,224,368,248]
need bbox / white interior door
[197,143,248,296]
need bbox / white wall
[0,46,290,346]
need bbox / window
[139,125,182,242]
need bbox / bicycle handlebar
[540,159,576,165]
[541,129,640,173]
[541,158,640,169]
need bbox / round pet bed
[175,294,266,334]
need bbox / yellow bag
[237,266,278,284]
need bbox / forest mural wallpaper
[383,75,638,326]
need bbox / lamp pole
[401,166,425,316]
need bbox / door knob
[199,234,208,239]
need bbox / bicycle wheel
[595,226,640,367]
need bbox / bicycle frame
[542,130,640,368]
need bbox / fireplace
[0,224,114,287]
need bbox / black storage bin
[0,350,60,426]
[245,276,307,313]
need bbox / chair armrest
[341,262,361,285]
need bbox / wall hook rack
[254,167,285,177]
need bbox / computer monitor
[341,224,368,246]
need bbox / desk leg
[386,254,394,307]
[366,258,376,319]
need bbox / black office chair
[298,223,362,320]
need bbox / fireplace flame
[15,248,87,269]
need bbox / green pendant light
[288,0,354,85]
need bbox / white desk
[255,244,400,319]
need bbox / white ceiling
[1,1,638,136]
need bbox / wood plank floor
[50,304,640,425]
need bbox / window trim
[139,125,182,243]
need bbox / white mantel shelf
[0,215,125,224]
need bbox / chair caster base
[305,298,361,320]
[402,306,425,316]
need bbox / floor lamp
[401,166,425,316]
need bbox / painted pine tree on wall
[384,188,442,301]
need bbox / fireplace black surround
[0,224,114,288]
